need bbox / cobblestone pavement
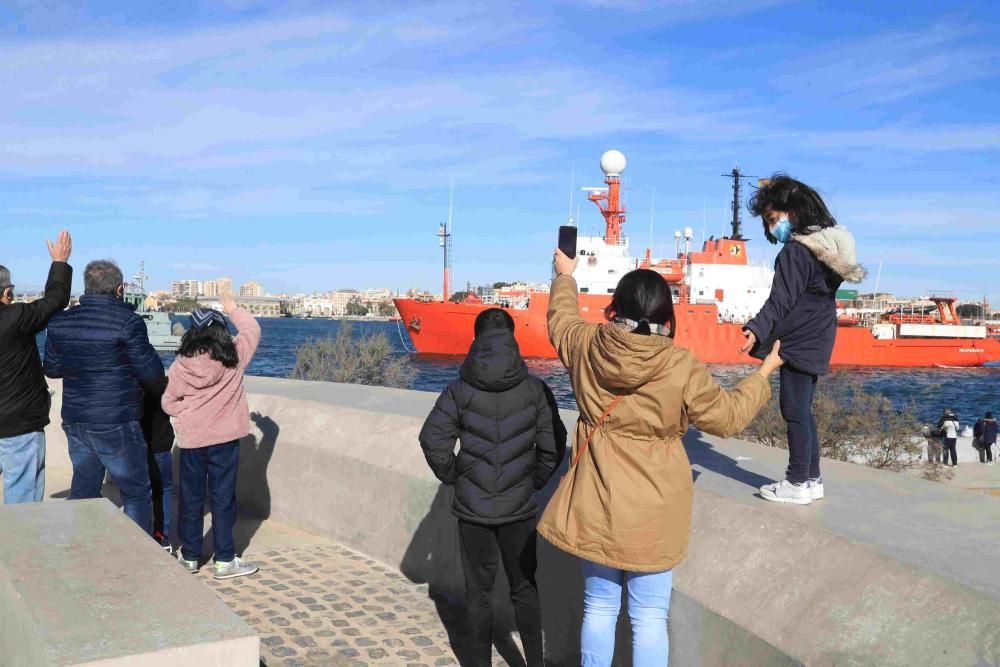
[198,543,508,666]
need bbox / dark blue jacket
[745,243,841,376]
[745,227,865,377]
[975,418,998,446]
[44,294,165,424]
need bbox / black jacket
[745,226,865,376]
[0,262,72,438]
[974,418,998,446]
[419,329,567,525]
[142,377,175,454]
[44,294,165,424]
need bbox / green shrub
[746,377,923,473]
[290,323,415,389]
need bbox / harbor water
[171,318,999,425]
[38,317,994,426]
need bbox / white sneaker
[213,556,258,580]
[760,479,812,505]
[806,477,825,500]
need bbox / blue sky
[1,0,998,299]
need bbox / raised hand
[219,293,237,314]
[553,248,578,276]
[47,230,72,263]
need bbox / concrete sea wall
[39,377,1000,666]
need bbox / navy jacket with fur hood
[419,329,567,525]
[745,226,865,376]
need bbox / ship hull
[394,296,1000,368]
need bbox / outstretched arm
[17,231,73,335]
[685,343,783,438]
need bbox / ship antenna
[438,179,454,303]
[134,261,149,292]
[649,188,655,254]
[447,177,454,299]
[568,164,576,225]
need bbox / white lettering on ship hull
[960,349,984,353]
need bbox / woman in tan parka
[537,251,784,666]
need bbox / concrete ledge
[0,499,258,666]
[33,377,1000,665]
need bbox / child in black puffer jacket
[419,308,566,667]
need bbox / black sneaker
[154,531,172,554]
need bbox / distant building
[360,288,392,305]
[240,281,265,298]
[329,290,360,316]
[172,280,200,299]
[202,295,286,317]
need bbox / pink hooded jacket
[162,307,261,449]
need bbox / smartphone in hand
[558,225,578,259]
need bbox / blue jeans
[64,421,153,535]
[581,560,672,666]
[0,431,46,504]
[178,441,240,563]
[149,450,173,540]
[780,364,820,484]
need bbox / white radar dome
[600,150,627,177]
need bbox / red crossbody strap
[572,395,625,467]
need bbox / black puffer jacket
[0,262,72,438]
[419,329,567,525]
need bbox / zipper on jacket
[494,393,501,491]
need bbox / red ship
[395,151,1000,368]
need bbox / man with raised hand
[0,230,73,503]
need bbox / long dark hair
[605,269,676,337]
[748,174,837,244]
[177,322,238,368]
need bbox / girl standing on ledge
[539,254,784,666]
[742,175,866,505]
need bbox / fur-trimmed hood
[792,226,867,283]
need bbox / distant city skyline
[1,2,998,299]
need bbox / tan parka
[536,275,771,572]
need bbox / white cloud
[769,23,999,106]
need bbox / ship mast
[586,150,627,245]
[438,179,454,303]
[722,164,753,240]
[133,262,149,292]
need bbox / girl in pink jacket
[164,295,261,580]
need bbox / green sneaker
[213,556,258,580]
[177,550,199,573]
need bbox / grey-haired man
[0,231,73,503]
[44,259,163,534]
